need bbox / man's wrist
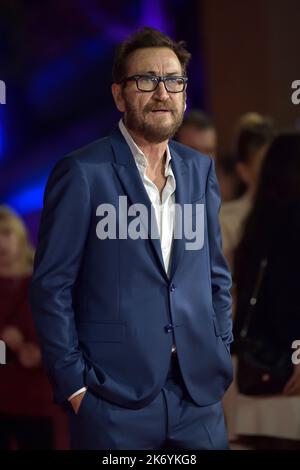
[68,386,87,401]
[69,389,87,414]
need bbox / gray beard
[124,101,185,143]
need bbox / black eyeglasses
[119,75,188,93]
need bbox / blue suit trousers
[68,355,228,450]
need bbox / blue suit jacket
[30,127,233,408]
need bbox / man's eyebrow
[165,72,183,76]
[137,71,182,76]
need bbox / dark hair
[112,26,191,83]
[252,133,300,208]
[235,133,300,269]
[181,110,214,131]
[236,120,274,164]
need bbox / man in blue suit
[30,27,233,450]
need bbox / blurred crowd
[0,206,69,449]
[176,110,300,450]
[1,109,300,449]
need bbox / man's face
[112,47,186,143]
[177,124,217,158]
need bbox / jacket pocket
[212,316,231,356]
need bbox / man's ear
[111,83,126,113]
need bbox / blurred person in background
[220,118,274,267]
[232,134,300,449]
[0,206,54,449]
[233,112,270,139]
[176,110,241,202]
[220,117,274,442]
[176,109,217,157]
[216,153,244,203]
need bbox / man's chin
[126,112,182,142]
[148,111,173,123]
[143,128,177,143]
[142,118,177,140]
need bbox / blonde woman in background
[0,206,54,449]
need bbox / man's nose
[153,81,169,100]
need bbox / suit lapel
[109,127,167,279]
[109,127,191,282]
[168,144,190,280]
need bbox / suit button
[165,324,174,333]
[170,284,176,292]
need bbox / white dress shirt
[68,120,177,401]
[119,119,176,277]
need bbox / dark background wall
[201,0,300,150]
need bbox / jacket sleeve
[30,156,91,404]
[206,159,233,346]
